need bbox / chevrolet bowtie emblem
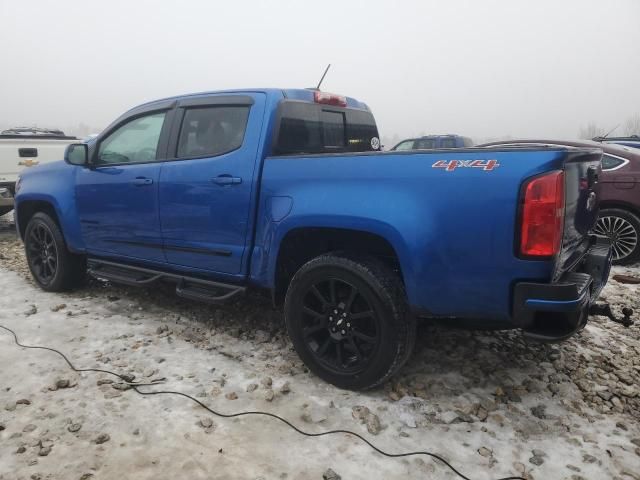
[18,159,40,167]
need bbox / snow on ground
[1,213,639,480]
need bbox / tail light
[313,91,347,107]
[519,170,565,257]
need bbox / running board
[87,259,246,305]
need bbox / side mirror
[65,143,88,166]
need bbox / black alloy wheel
[26,222,58,285]
[285,254,415,390]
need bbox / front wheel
[284,253,415,390]
[593,208,640,265]
[24,212,86,291]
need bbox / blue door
[159,93,265,275]
[76,111,170,263]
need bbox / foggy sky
[1,0,639,143]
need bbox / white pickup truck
[0,128,78,216]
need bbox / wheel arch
[598,201,640,219]
[271,225,409,305]
[16,199,62,240]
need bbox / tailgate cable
[0,324,527,480]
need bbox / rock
[143,368,157,378]
[121,373,136,383]
[582,454,597,463]
[23,424,37,432]
[532,449,546,458]
[529,455,544,466]
[597,390,612,401]
[388,391,401,401]
[478,447,492,457]
[254,330,270,343]
[322,468,341,480]
[279,381,291,394]
[68,423,82,433]
[38,445,52,456]
[16,446,26,454]
[199,418,214,429]
[260,377,273,388]
[55,378,71,389]
[0,423,4,431]
[97,379,114,386]
[352,406,370,422]
[439,411,459,424]
[264,389,275,402]
[631,439,640,448]
[225,392,238,400]
[616,422,628,431]
[24,305,37,316]
[476,407,488,422]
[16,399,31,405]
[566,465,581,472]
[156,325,169,334]
[112,383,131,391]
[133,428,140,435]
[365,413,381,435]
[612,274,640,284]
[94,433,110,444]
[302,405,328,424]
[50,304,66,312]
[246,383,259,392]
[530,404,546,419]
[79,474,94,480]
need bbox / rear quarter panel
[253,149,568,320]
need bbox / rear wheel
[284,253,415,390]
[24,212,86,291]
[593,208,640,265]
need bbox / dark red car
[480,140,640,265]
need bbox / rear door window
[414,138,435,149]
[394,140,415,151]
[176,106,250,159]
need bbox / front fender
[15,163,85,252]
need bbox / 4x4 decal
[432,159,499,172]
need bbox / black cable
[0,324,526,480]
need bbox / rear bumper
[513,236,612,341]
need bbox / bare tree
[624,114,640,136]
[579,122,606,140]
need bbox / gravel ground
[1,211,639,480]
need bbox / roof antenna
[316,64,331,90]
[601,124,619,139]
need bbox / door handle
[132,177,153,186]
[212,175,242,186]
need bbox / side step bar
[87,259,246,305]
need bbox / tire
[594,208,640,265]
[284,253,416,390]
[0,206,13,217]
[24,212,86,291]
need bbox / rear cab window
[273,101,379,155]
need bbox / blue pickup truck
[14,88,614,389]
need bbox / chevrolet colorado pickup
[14,88,614,389]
